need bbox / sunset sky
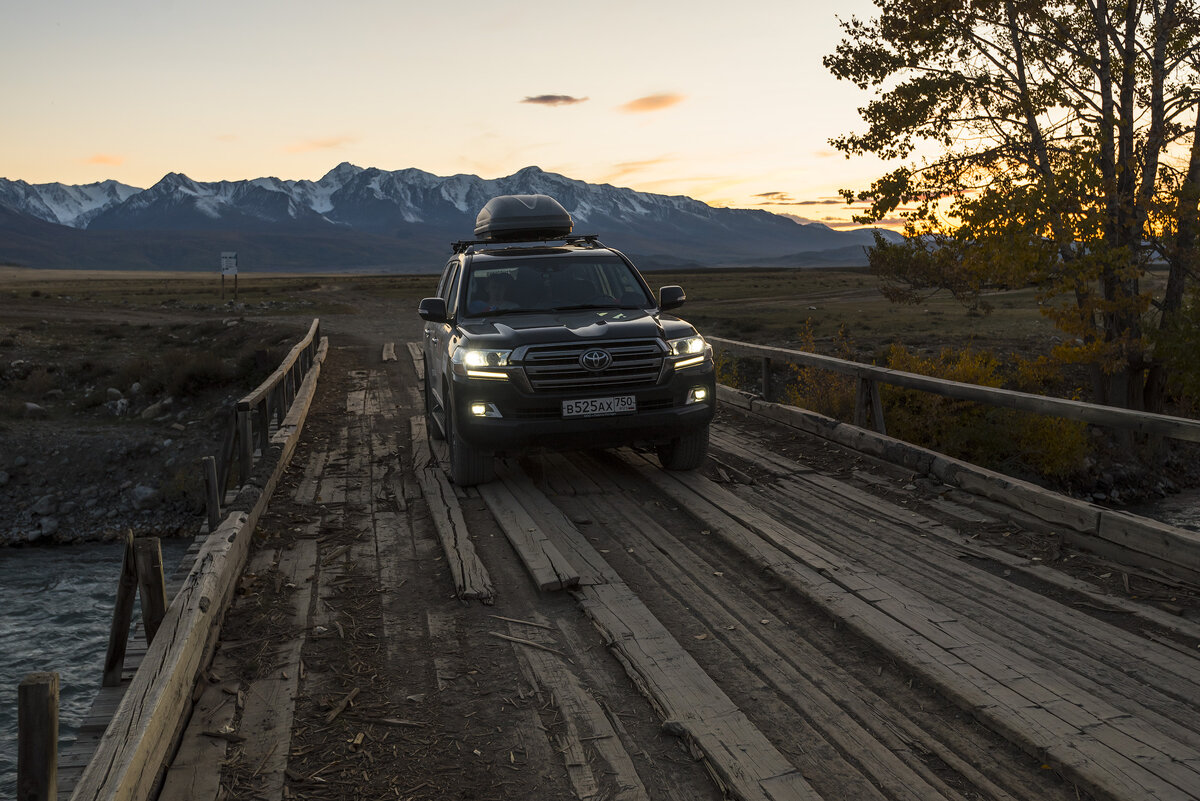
[1,0,897,229]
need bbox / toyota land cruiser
[418,194,715,486]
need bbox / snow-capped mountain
[0,178,140,228]
[0,165,895,271]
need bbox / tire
[425,366,444,441]
[656,424,710,471]
[447,402,495,486]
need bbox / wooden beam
[133,538,168,646]
[18,671,58,801]
[102,532,137,688]
[711,335,1200,443]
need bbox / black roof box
[474,194,573,241]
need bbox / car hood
[458,308,696,347]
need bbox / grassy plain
[1,265,1060,362]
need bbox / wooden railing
[203,318,322,527]
[16,319,328,801]
[710,336,1200,444]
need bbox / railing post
[237,408,253,484]
[870,379,887,436]
[133,537,168,645]
[854,376,870,429]
[202,456,221,532]
[761,356,771,400]
[102,531,137,687]
[18,671,58,801]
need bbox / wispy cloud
[285,135,356,154]
[602,157,674,182]
[619,93,685,113]
[87,153,124,166]
[754,191,845,207]
[521,94,588,106]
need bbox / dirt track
[144,300,1200,801]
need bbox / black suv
[418,194,715,485]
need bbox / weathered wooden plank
[477,478,580,591]
[156,673,239,801]
[624,450,1200,801]
[234,538,316,800]
[577,492,959,801]
[411,416,495,602]
[504,615,651,801]
[577,582,820,801]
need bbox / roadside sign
[221,252,238,276]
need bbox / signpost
[220,252,238,301]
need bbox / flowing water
[0,540,189,797]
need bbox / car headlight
[668,335,711,368]
[452,347,512,378]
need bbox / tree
[825,0,1200,411]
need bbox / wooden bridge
[25,322,1200,801]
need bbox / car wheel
[425,366,444,441]
[447,401,495,486]
[656,424,710,471]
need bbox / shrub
[882,344,1091,481]
[780,321,857,420]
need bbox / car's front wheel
[656,425,710,471]
[447,403,495,486]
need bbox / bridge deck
[72,338,1199,801]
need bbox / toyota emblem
[579,349,612,372]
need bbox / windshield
[463,255,652,317]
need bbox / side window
[436,259,456,300]
[441,260,462,318]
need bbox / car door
[425,258,461,416]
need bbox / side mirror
[418,297,447,323]
[659,285,686,311]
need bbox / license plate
[562,395,637,418]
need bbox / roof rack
[451,234,604,254]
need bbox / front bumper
[450,362,716,453]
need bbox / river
[0,539,190,797]
[0,496,1196,796]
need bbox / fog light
[469,402,502,418]
[687,387,709,404]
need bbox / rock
[141,401,166,419]
[105,398,130,416]
[130,382,142,395]
[13,456,27,468]
[60,501,77,515]
[23,402,47,418]
[106,387,124,401]
[43,389,64,400]
[32,495,55,515]
[0,471,8,486]
[39,517,59,536]
[130,484,159,510]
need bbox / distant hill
[0,164,899,271]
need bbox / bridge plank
[477,479,580,591]
[622,449,1200,801]
[411,416,495,601]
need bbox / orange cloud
[285,135,356,154]
[619,93,685,113]
[87,153,124,166]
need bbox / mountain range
[0,164,896,272]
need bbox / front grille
[521,339,664,393]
